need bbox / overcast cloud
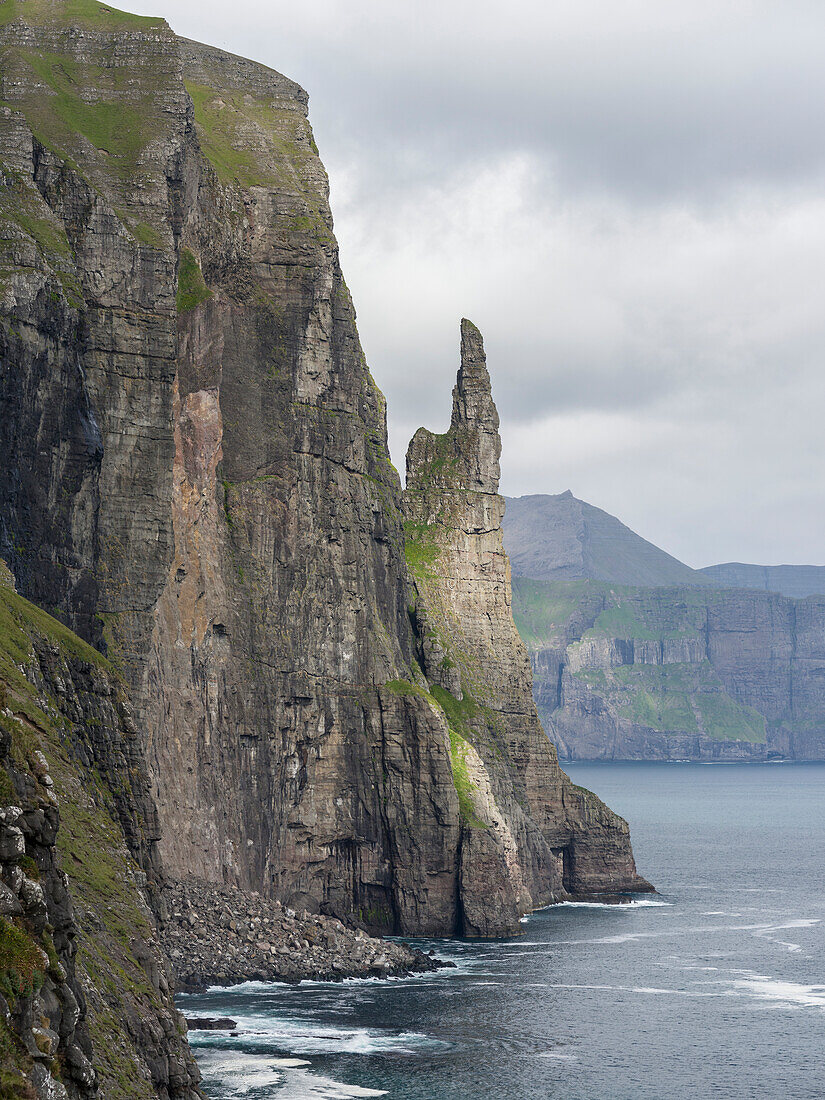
[130,0,825,566]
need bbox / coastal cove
[181,763,825,1100]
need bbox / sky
[130,0,825,567]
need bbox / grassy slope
[0,580,170,1098]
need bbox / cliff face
[0,564,200,1100]
[504,497,825,762]
[402,322,650,933]
[0,1,648,940]
[513,578,825,761]
[698,563,825,599]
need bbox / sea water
[179,762,825,1099]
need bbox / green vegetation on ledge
[574,662,766,742]
[185,79,322,196]
[431,686,487,827]
[176,248,212,312]
[402,520,442,581]
[11,48,162,181]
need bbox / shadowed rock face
[0,4,649,940]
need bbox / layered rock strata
[512,579,825,762]
[0,0,649,944]
[402,321,651,934]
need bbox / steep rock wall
[402,321,651,933]
[0,2,649,936]
[0,563,200,1100]
[514,578,825,761]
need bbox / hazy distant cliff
[0,0,647,1006]
[505,494,825,761]
[698,562,825,599]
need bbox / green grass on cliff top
[185,80,321,196]
[512,576,721,649]
[11,48,160,179]
[0,0,163,30]
[511,577,604,647]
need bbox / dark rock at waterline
[185,1018,238,1031]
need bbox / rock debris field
[162,879,448,992]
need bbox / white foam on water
[694,970,825,1009]
[749,917,820,953]
[276,1075,387,1099]
[203,980,290,995]
[193,1050,283,1093]
[730,975,825,1008]
[198,1050,388,1099]
[190,1014,446,1057]
[559,898,672,909]
[537,982,721,999]
[535,1051,579,1061]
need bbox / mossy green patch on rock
[402,520,442,581]
[176,247,212,312]
[0,917,46,1002]
[383,679,430,699]
[429,686,486,827]
[0,1015,35,1100]
[446,728,485,828]
[0,582,109,697]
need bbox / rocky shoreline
[162,879,449,993]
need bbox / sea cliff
[0,4,650,1093]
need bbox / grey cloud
[129,0,825,564]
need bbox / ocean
[179,762,825,1099]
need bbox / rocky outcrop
[0,566,201,1100]
[162,879,445,993]
[0,0,648,948]
[402,321,651,934]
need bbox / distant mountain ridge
[504,492,825,598]
[503,492,825,762]
[503,492,710,588]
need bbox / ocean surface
[180,762,825,1099]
